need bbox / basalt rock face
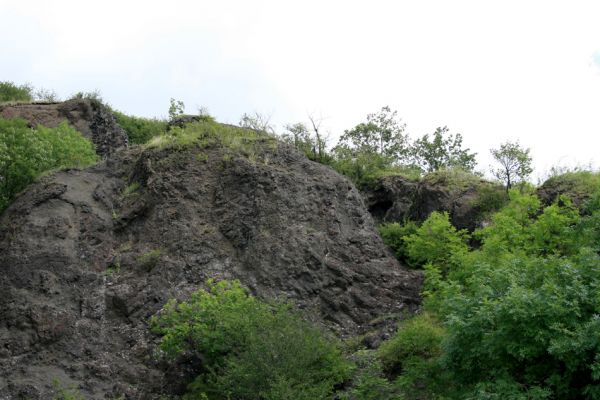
[0,99,128,157]
[363,175,491,231]
[0,140,421,399]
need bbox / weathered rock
[0,99,128,157]
[537,172,600,210]
[363,174,501,231]
[0,140,421,399]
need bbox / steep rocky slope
[0,99,128,157]
[0,130,421,399]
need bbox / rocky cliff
[0,123,421,398]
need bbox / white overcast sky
[2,0,600,180]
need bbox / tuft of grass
[122,182,141,197]
[52,379,85,400]
[137,248,162,271]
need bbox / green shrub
[331,148,421,189]
[421,167,482,191]
[378,313,447,400]
[404,211,470,270]
[540,170,600,208]
[473,183,509,215]
[151,280,351,400]
[378,220,419,265]
[337,350,397,400]
[137,248,162,271]
[0,118,98,212]
[379,313,444,374]
[0,81,33,103]
[113,111,167,144]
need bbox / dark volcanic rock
[0,99,128,157]
[0,140,421,399]
[363,174,499,231]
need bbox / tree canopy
[412,126,477,172]
[491,141,533,191]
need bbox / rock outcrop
[363,173,502,231]
[0,136,421,399]
[0,99,128,157]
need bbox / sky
[1,0,600,180]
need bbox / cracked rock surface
[0,140,421,399]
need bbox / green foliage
[421,166,482,189]
[540,170,600,208]
[122,182,141,197]
[331,149,402,188]
[379,313,444,373]
[147,119,277,163]
[473,183,510,215]
[404,211,470,270]
[409,185,600,399]
[332,106,415,187]
[113,110,167,144]
[280,121,331,164]
[412,126,477,172]
[52,379,85,400]
[337,350,397,400]
[151,280,351,400]
[137,248,162,271]
[0,81,33,103]
[491,141,533,191]
[338,106,409,159]
[69,90,103,104]
[0,118,98,212]
[378,220,419,265]
[168,98,185,120]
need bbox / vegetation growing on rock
[0,117,97,212]
[151,280,352,400]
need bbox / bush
[151,280,351,400]
[0,81,33,103]
[421,167,482,190]
[404,211,470,270]
[378,220,419,266]
[378,313,447,400]
[379,313,444,374]
[0,118,98,212]
[113,111,167,144]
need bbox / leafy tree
[332,106,415,186]
[337,106,409,159]
[168,98,185,120]
[281,118,331,164]
[0,81,34,103]
[412,126,477,172]
[491,141,533,191]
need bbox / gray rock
[0,140,421,399]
